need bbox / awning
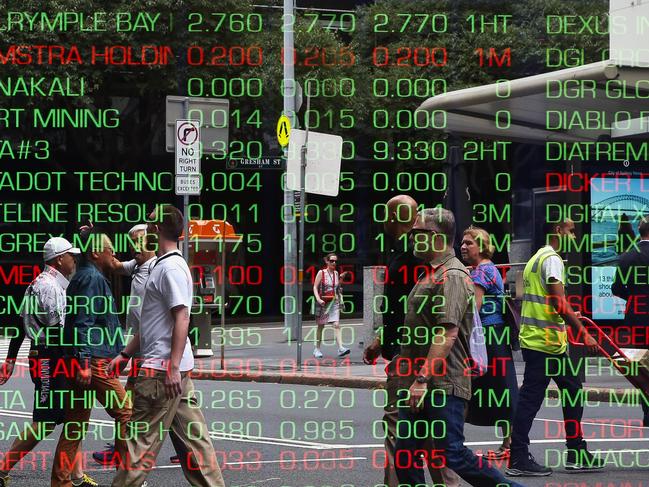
[416,61,649,143]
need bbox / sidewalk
[191,320,646,404]
[1,320,641,403]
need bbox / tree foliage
[0,0,612,168]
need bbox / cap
[43,237,81,262]
[128,224,147,236]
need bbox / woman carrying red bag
[312,253,350,359]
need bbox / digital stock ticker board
[2,1,649,486]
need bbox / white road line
[0,410,349,450]
[0,350,29,356]
[211,432,330,447]
[231,439,649,449]
[229,479,283,487]
[0,411,37,418]
[0,410,118,426]
[85,464,184,473]
[87,456,368,473]
[0,408,351,450]
[223,456,367,466]
[206,436,649,450]
[237,479,282,486]
[1,407,647,451]
[0,344,30,358]
[87,450,649,474]
[351,437,649,449]
[209,433,339,450]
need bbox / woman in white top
[312,253,350,359]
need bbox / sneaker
[0,475,9,487]
[71,473,99,487]
[313,348,323,359]
[486,446,511,460]
[92,443,116,465]
[565,447,605,471]
[506,453,552,477]
[338,347,350,357]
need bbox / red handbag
[321,292,335,302]
[319,270,337,302]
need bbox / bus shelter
[414,0,649,361]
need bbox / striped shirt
[20,265,69,342]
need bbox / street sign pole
[283,0,299,343]
[182,98,190,260]
[168,95,227,362]
[296,91,311,371]
[221,247,226,370]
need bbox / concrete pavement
[1,319,645,403]
[189,320,649,405]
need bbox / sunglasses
[329,259,338,263]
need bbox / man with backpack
[394,208,524,487]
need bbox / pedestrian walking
[92,224,182,467]
[506,214,603,477]
[394,208,525,487]
[51,228,132,487]
[363,195,460,487]
[110,205,225,487]
[0,238,97,487]
[461,226,519,459]
[312,253,350,358]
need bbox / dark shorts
[29,346,69,424]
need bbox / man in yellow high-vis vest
[506,216,604,478]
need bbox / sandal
[486,446,510,459]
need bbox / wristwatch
[415,375,428,384]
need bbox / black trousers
[510,348,586,461]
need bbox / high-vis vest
[519,246,567,355]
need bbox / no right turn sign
[175,119,201,195]
[176,120,201,175]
